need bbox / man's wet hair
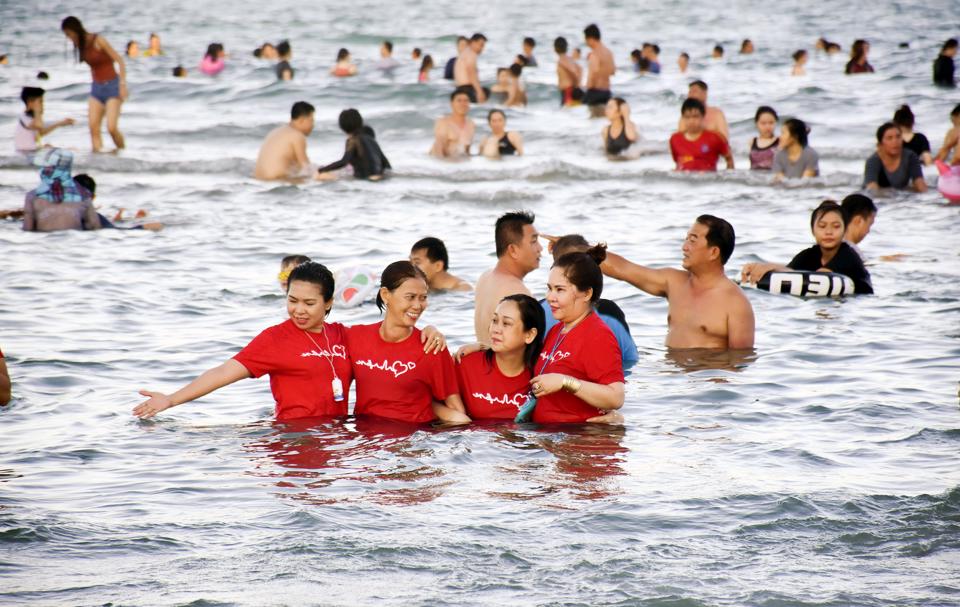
[495,211,536,257]
[20,86,44,104]
[74,173,96,196]
[690,79,708,91]
[276,40,291,57]
[841,194,877,222]
[554,37,568,54]
[291,101,315,120]
[696,215,735,265]
[382,40,393,53]
[584,24,601,40]
[523,37,536,48]
[470,33,487,43]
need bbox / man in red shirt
[670,98,734,172]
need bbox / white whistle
[331,377,344,400]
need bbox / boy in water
[278,255,311,291]
[670,98,733,171]
[555,37,583,106]
[409,237,472,291]
[841,194,877,261]
[14,87,74,154]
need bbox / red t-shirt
[532,312,624,423]
[670,130,730,171]
[347,323,459,423]
[233,319,352,420]
[456,351,532,420]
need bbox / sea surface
[1,1,959,605]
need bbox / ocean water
[1,1,959,605]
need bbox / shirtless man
[474,211,543,343]
[430,90,476,158]
[583,24,615,117]
[454,33,488,103]
[410,237,472,291]
[678,80,729,141]
[601,215,755,349]
[253,101,315,180]
[554,36,583,106]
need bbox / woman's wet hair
[792,49,807,62]
[783,118,809,147]
[419,54,433,71]
[287,261,336,314]
[552,244,607,304]
[205,43,223,60]
[892,105,915,129]
[339,108,363,134]
[336,48,350,61]
[810,200,845,231]
[851,39,868,61]
[612,97,627,112]
[487,109,506,124]
[376,261,427,312]
[484,294,545,371]
[875,121,900,143]
[61,16,88,63]
[755,105,778,122]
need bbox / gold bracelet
[561,376,582,394]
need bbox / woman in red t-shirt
[530,245,626,423]
[456,294,544,419]
[348,261,468,424]
[134,262,354,421]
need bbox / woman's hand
[454,342,486,362]
[587,410,624,425]
[529,373,566,397]
[133,390,173,419]
[119,82,129,101]
[421,325,447,354]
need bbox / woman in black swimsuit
[480,109,524,158]
[601,97,637,156]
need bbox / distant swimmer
[61,16,127,152]
[740,39,755,54]
[863,122,927,193]
[22,149,102,232]
[772,118,819,180]
[498,64,526,106]
[642,43,661,73]
[601,98,638,157]
[792,49,808,76]
[845,39,874,74]
[474,211,542,343]
[712,44,724,59]
[331,48,357,77]
[14,87,75,154]
[144,33,163,57]
[316,109,391,181]
[816,38,842,55]
[409,237,473,291]
[741,200,873,295]
[430,90,476,159]
[126,40,139,59]
[443,36,468,80]
[677,51,690,73]
[509,37,531,68]
[454,33,489,103]
[480,109,523,159]
[602,215,755,350]
[935,104,960,164]
[254,42,278,60]
[893,105,933,165]
[582,24,615,117]
[933,38,957,87]
[670,98,733,171]
[172,65,187,77]
[749,106,779,170]
[375,40,400,75]
[554,37,584,106]
[254,101,316,180]
[199,43,226,75]
[680,80,729,141]
[278,254,311,291]
[274,40,294,80]
[418,55,434,82]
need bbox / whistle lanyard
[302,326,345,401]
[536,312,592,376]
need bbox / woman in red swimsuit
[61,16,127,152]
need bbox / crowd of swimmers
[123,196,884,425]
